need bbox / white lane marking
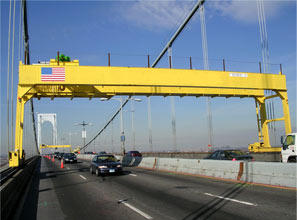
[79,175,87,180]
[129,174,137,177]
[122,202,153,219]
[203,193,257,206]
[67,167,70,170]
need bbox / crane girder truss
[9,60,292,166]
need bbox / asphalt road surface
[16,157,296,220]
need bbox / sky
[1,0,296,155]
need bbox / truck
[281,133,296,163]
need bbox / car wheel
[90,167,93,174]
[95,168,100,176]
[288,157,296,163]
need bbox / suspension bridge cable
[11,0,17,148]
[147,97,153,152]
[84,1,205,152]
[82,99,129,150]
[7,0,13,153]
[257,0,276,144]
[21,0,39,154]
[18,0,23,63]
[200,4,214,151]
[151,0,205,68]
[168,47,177,152]
[261,0,276,141]
[148,0,205,152]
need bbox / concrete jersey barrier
[77,154,296,188]
[137,157,296,188]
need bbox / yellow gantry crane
[40,145,72,151]
[9,59,292,167]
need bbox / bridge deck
[14,157,296,220]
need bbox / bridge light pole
[101,97,142,155]
[74,121,93,153]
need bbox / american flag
[41,67,65,81]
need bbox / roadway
[16,157,296,220]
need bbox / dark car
[85,151,96,155]
[54,152,60,158]
[205,150,254,161]
[57,152,64,160]
[90,154,122,176]
[98,151,107,155]
[62,153,77,163]
[126,151,142,157]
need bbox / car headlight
[98,166,107,168]
[117,165,122,168]
[65,158,69,161]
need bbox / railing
[77,52,283,75]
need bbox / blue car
[90,154,122,176]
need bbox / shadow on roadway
[15,158,91,220]
[38,167,89,179]
[16,158,42,220]
[182,181,249,220]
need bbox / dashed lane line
[203,193,257,206]
[79,175,87,180]
[129,174,137,177]
[121,201,153,219]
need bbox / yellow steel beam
[40,145,71,149]
[21,85,265,98]
[19,63,287,92]
[9,61,292,166]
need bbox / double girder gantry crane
[9,59,292,167]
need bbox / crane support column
[9,86,31,167]
[279,91,292,134]
[249,92,292,152]
[249,97,271,151]
[259,97,270,149]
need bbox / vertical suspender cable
[261,0,276,144]
[257,0,276,145]
[168,47,177,152]
[22,0,39,154]
[131,101,136,150]
[147,97,152,152]
[11,0,17,148]
[200,4,213,151]
[147,96,152,152]
[111,121,114,152]
[18,0,23,63]
[7,0,12,153]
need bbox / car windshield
[97,155,117,162]
[285,135,295,146]
[226,150,246,156]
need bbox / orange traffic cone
[61,159,64,169]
